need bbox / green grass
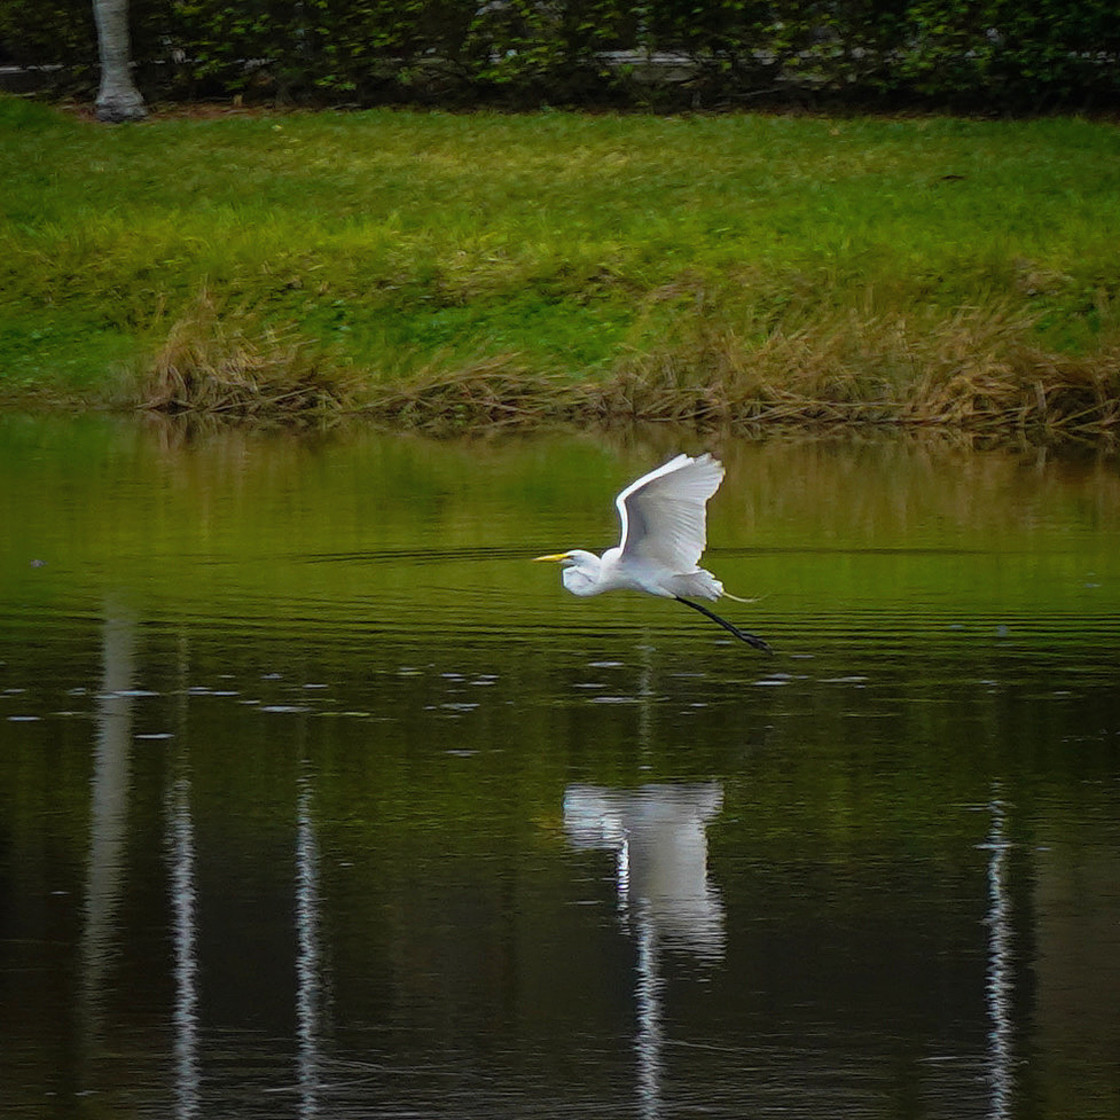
[2,98,1120,428]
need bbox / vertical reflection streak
[617,835,631,934]
[296,761,321,1119]
[634,907,663,1120]
[169,629,200,1120]
[985,786,1013,1120]
[80,605,137,1041]
[168,771,200,1120]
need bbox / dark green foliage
[0,0,1117,109]
[899,0,1120,108]
[0,0,100,81]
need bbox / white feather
[615,452,725,576]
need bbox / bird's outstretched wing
[616,453,725,574]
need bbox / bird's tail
[721,588,761,604]
[669,570,765,604]
[667,569,723,601]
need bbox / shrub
[0,0,1117,108]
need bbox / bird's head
[533,549,602,597]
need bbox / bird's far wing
[615,453,725,573]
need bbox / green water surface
[1,416,1117,1119]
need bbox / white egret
[535,453,772,653]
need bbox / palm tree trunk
[92,0,147,122]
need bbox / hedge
[1,0,1118,110]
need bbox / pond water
[1,415,1118,1120]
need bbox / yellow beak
[533,552,570,562]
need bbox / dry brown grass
[598,307,1120,436]
[137,296,362,417]
[359,357,588,432]
[134,298,1120,438]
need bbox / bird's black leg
[675,596,774,654]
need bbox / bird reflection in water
[564,783,725,1119]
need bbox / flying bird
[535,453,772,653]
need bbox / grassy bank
[2,98,1119,434]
